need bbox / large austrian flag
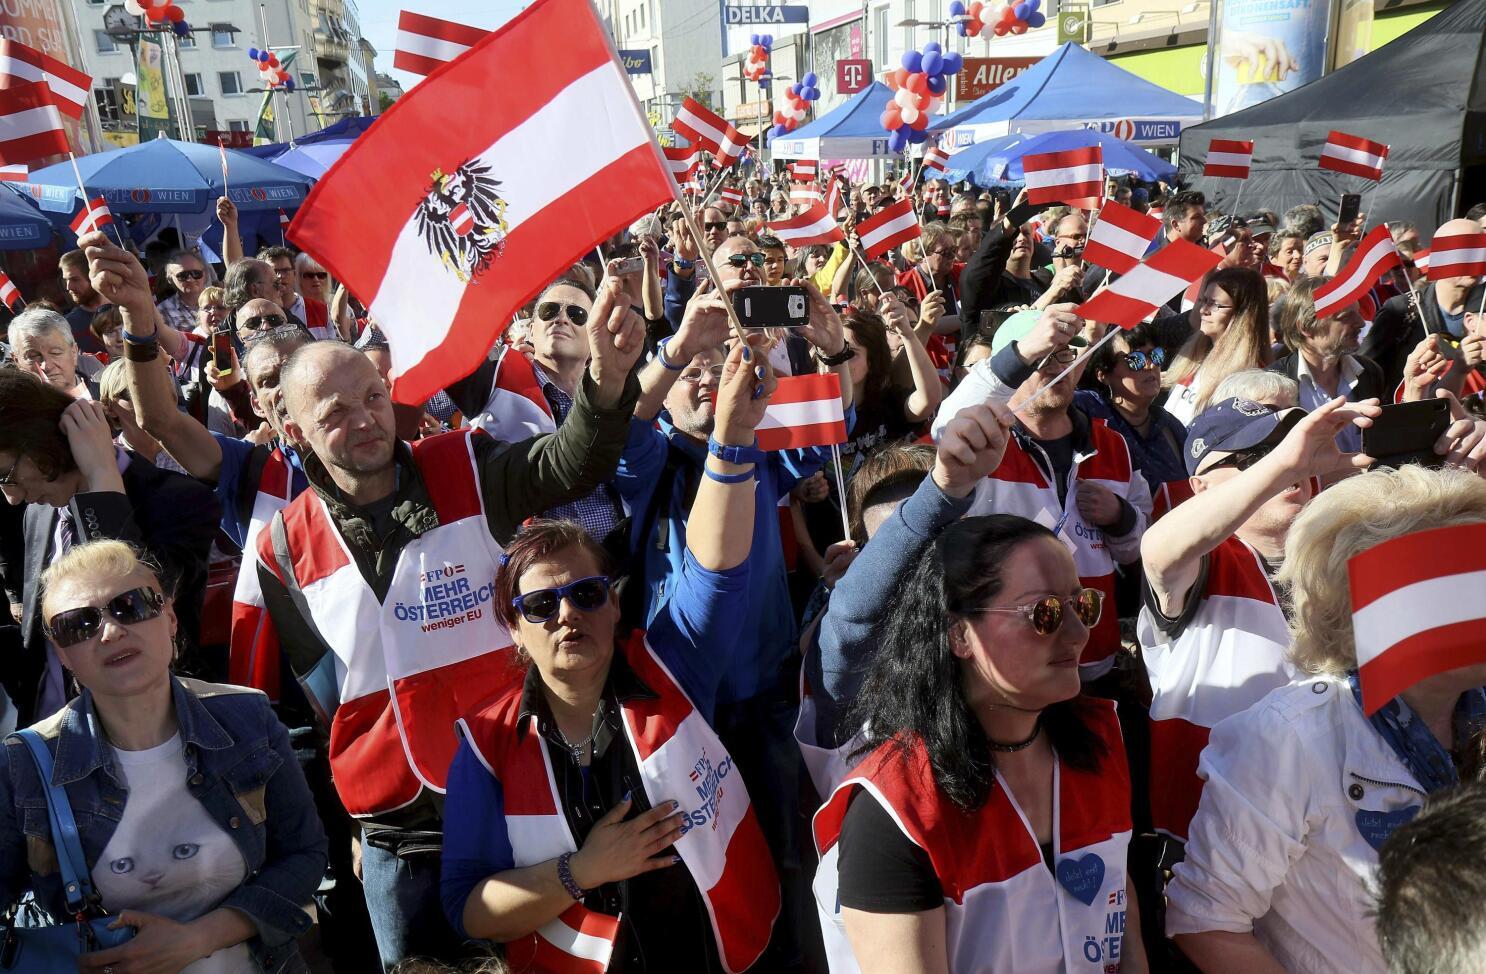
[1348,522,1486,715]
[289,0,675,406]
[757,373,846,451]
[1312,225,1400,320]
[1075,238,1224,329]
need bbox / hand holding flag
[1312,226,1400,320]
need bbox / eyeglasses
[1124,348,1166,371]
[202,304,226,316]
[704,221,729,231]
[1200,444,1274,474]
[680,364,724,384]
[0,454,19,486]
[536,302,589,327]
[301,270,329,281]
[962,588,1104,636]
[725,252,766,268]
[511,576,611,624]
[45,587,166,649]
[927,247,955,258]
[241,313,286,333]
[1197,298,1235,312]
[172,269,204,282]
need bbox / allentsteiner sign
[955,57,1038,101]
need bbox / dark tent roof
[1177,0,1486,231]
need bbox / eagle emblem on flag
[415,159,509,281]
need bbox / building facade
[602,0,725,136]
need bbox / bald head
[280,342,371,420]
[235,298,288,341]
[1437,218,1481,239]
[280,341,398,483]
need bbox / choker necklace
[986,719,1043,753]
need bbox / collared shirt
[157,293,198,335]
[531,361,624,540]
[1295,353,1365,452]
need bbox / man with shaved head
[1363,217,1486,393]
[257,277,646,968]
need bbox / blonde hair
[1163,268,1271,413]
[40,539,161,620]
[1279,465,1486,676]
[96,359,128,404]
[200,285,225,308]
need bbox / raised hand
[790,277,846,356]
[1267,396,1382,480]
[1016,304,1084,365]
[60,399,125,494]
[713,336,776,446]
[82,232,154,316]
[932,402,1016,498]
[586,277,645,407]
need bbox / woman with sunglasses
[441,339,783,973]
[1076,323,1190,519]
[1162,268,1272,427]
[0,539,327,973]
[813,508,1149,974]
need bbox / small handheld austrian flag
[70,196,114,236]
[1312,226,1400,320]
[767,203,843,248]
[1348,522,1486,715]
[757,373,847,451]
[1425,233,1486,281]
[1320,130,1389,181]
[393,11,489,77]
[664,145,699,182]
[0,40,91,120]
[1022,146,1103,207]
[717,185,744,206]
[789,182,821,206]
[0,81,69,167]
[855,197,920,260]
[788,160,817,181]
[289,0,676,406]
[0,269,22,310]
[0,164,25,181]
[1083,200,1162,275]
[1075,238,1224,329]
[1203,139,1254,179]
[279,208,291,229]
[923,144,950,173]
[673,97,748,167]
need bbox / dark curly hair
[846,515,1106,811]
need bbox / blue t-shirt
[211,436,309,549]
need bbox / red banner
[954,57,1038,101]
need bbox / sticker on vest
[1056,852,1106,905]
[1356,806,1420,851]
[391,562,496,633]
[679,745,736,837]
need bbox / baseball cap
[989,308,1089,358]
[1185,397,1305,476]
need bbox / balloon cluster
[248,47,296,92]
[743,35,772,88]
[124,0,191,36]
[770,71,820,139]
[950,0,1045,37]
[881,43,963,153]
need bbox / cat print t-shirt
[92,734,256,973]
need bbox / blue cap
[1185,397,1305,475]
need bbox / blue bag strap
[11,729,94,915]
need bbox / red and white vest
[1135,536,1294,840]
[1150,478,1195,522]
[814,700,1133,973]
[457,631,781,974]
[966,422,1141,679]
[228,446,294,696]
[471,345,557,443]
[259,428,522,817]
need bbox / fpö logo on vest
[680,746,736,836]
[1087,885,1128,971]
[392,563,495,633]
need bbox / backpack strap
[11,729,94,915]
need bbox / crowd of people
[0,163,1485,974]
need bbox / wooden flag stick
[1011,323,1119,418]
[68,152,126,250]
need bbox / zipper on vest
[1349,771,1427,799]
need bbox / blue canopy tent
[769,83,903,161]
[22,137,314,216]
[243,114,379,159]
[0,185,59,250]
[928,43,1202,149]
[262,140,351,180]
[943,129,1177,186]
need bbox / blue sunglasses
[511,575,611,623]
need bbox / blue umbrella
[243,115,379,159]
[22,137,314,216]
[944,128,1176,188]
[0,184,57,250]
[265,140,351,180]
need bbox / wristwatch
[816,343,856,367]
[707,437,766,466]
[672,257,695,270]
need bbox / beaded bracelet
[556,851,586,900]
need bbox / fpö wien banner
[1213,0,1330,116]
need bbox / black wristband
[123,340,159,363]
[817,343,856,367]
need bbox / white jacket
[1166,675,1427,973]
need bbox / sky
[356,0,525,93]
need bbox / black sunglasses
[963,588,1104,636]
[726,252,766,268]
[511,576,610,624]
[536,302,589,327]
[704,221,729,231]
[241,312,287,333]
[301,270,329,280]
[1203,443,1275,474]
[1124,349,1166,371]
[173,269,204,282]
[45,587,165,649]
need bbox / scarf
[1348,673,1486,794]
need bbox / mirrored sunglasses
[964,588,1104,637]
[536,302,589,327]
[45,587,165,649]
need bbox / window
[178,31,196,47]
[639,4,645,30]
[218,71,243,94]
[211,23,235,47]
[184,73,204,96]
[93,30,118,54]
[228,120,251,132]
[93,85,123,125]
[874,6,889,67]
[300,71,316,86]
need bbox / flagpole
[828,442,852,540]
[1230,177,1246,221]
[1011,323,1120,419]
[67,151,126,250]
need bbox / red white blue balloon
[881,42,963,152]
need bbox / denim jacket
[0,677,328,972]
